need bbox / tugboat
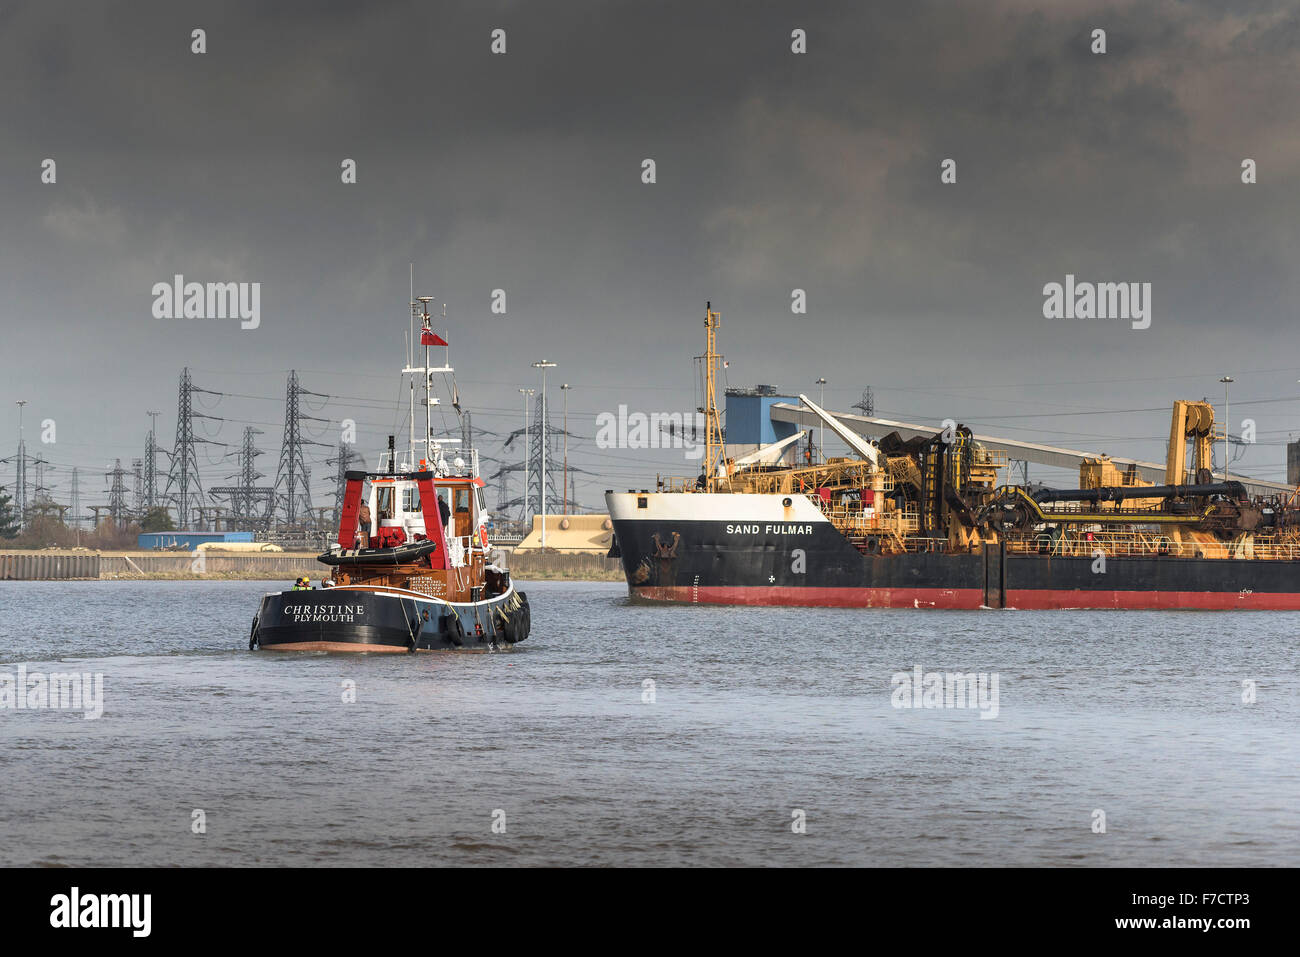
[249,297,531,652]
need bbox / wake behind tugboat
[249,297,531,652]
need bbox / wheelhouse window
[376,486,394,520]
[402,486,420,512]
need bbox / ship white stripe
[606,492,830,523]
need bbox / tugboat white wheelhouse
[250,296,530,652]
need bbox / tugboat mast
[407,302,417,468]
[417,296,435,467]
[408,265,416,468]
[402,295,453,473]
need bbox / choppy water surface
[1,579,1296,866]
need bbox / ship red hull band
[629,584,1300,610]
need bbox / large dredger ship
[606,304,1300,609]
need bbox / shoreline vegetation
[0,549,625,583]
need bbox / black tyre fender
[502,593,530,644]
[516,597,531,641]
[492,606,510,642]
[442,611,466,646]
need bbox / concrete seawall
[0,550,323,581]
[504,551,625,581]
[0,552,102,580]
[99,552,325,579]
[1,549,629,582]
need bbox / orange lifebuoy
[479,525,489,547]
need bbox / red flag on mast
[421,327,447,347]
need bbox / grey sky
[2,0,1298,514]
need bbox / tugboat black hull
[251,586,530,652]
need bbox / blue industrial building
[724,386,799,448]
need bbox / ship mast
[702,301,724,491]
[408,265,416,467]
[418,296,434,466]
[407,311,418,467]
[403,295,455,473]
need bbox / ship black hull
[252,586,530,652]
[611,515,1300,610]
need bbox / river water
[0,579,1296,866]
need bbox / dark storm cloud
[2,0,1298,507]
